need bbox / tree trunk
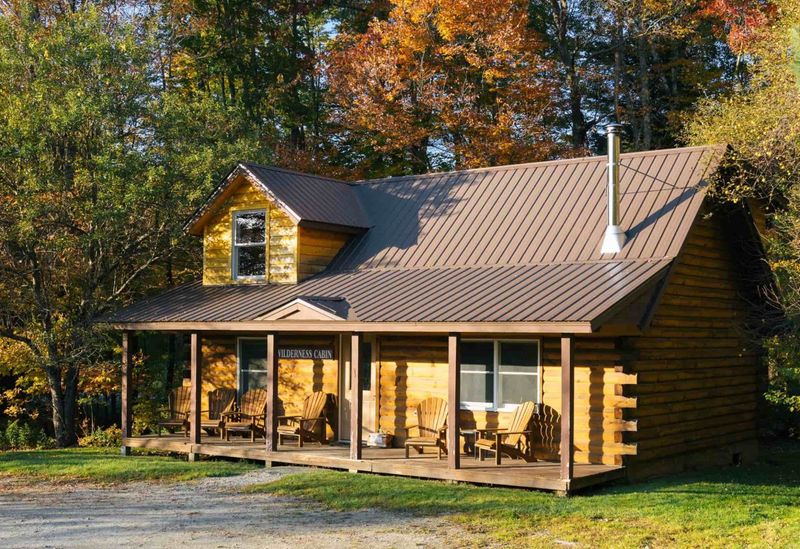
[46,365,79,447]
[636,8,652,149]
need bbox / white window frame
[236,337,268,396]
[232,209,267,281]
[460,339,541,412]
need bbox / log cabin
[106,125,774,493]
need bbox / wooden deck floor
[124,435,625,493]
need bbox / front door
[338,334,377,441]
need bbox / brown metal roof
[106,259,671,325]
[184,163,370,235]
[110,145,725,329]
[334,145,721,270]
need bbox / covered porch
[122,433,624,492]
[119,330,634,494]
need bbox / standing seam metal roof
[108,145,725,326]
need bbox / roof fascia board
[184,164,303,237]
[183,166,243,235]
[107,320,594,334]
[237,164,302,224]
[299,219,369,234]
[589,261,673,331]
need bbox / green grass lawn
[0,447,258,484]
[249,441,800,548]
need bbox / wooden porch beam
[189,333,202,449]
[265,332,278,452]
[560,335,574,482]
[350,332,362,460]
[447,333,461,469]
[120,331,133,456]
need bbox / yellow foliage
[327,0,559,171]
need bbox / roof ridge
[354,144,724,185]
[242,162,352,186]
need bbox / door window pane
[359,342,372,391]
[239,339,267,395]
[461,341,494,406]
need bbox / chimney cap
[606,123,624,134]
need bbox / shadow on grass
[250,439,800,541]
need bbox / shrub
[0,420,55,450]
[78,425,122,448]
[765,335,800,438]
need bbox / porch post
[560,335,574,482]
[189,332,202,453]
[120,331,133,456]
[265,332,278,452]
[350,332,362,460]
[447,333,461,469]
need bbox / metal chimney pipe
[600,123,627,254]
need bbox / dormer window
[233,210,267,279]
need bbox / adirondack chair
[199,388,236,439]
[157,386,191,437]
[221,388,268,442]
[277,391,329,447]
[474,401,537,465]
[404,397,448,459]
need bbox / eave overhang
[106,320,595,334]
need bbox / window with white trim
[233,210,266,279]
[237,338,267,396]
[460,340,540,411]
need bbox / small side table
[460,429,478,458]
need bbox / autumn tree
[687,0,799,435]
[326,0,561,176]
[0,2,265,445]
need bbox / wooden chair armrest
[276,415,302,421]
[499,430,531,436]
[299,416,325,426]
[477,427,508,434]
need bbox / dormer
[184,163,369,285]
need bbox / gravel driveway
[0,467,469,548]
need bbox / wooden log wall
[202,177,297,285]
[377,335,635,465]
[297,226,352,281]
[626,214,761,478]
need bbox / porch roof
[106,258,670,329]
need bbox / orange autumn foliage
[327,0,561,173]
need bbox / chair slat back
[208,388,236,420]
[301,391,328,432]
[506,401,536,447]
[169,386,191,418]
[240,388,268,418]
[302,392,328,420]
[416,397,448,437]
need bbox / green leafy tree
[0,3,266,446]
